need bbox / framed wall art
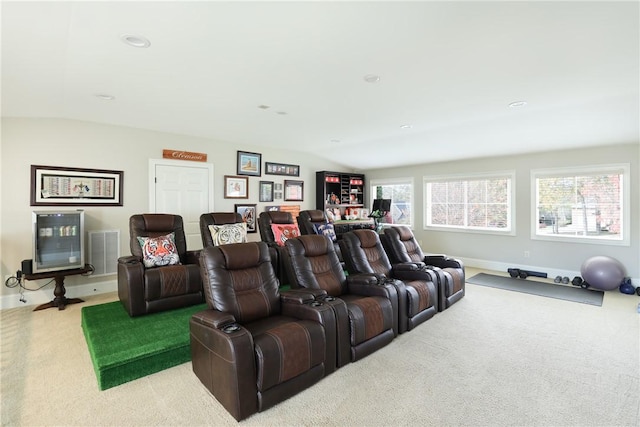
[259,181,274,202]
[235,204,257,233]
[284,180,304,201]
[265,162,300,177]
[224,175,249,199]
[31,165,123,206]
[237,151,261,176]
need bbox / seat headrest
[140,214,177,232]
[354,229,378,248]
[267,211,293,224]
[307,210,325,222]
[218,242,261,270]
[299,234,330,257]
[397,226,414,241]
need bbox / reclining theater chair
[285,234,398,366]
[339,229,438,333]
[381,225,465,311]
[118,214,204,317]
[200,211,279,276]
[296,209,344,266]
[190,242,335,421]
[257,210,301,286]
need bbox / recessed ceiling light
[120,34,151,48]
[258,105,270,109]
[509,101,527,108]
[276,111,287,115]
[94,94,115,100]
[330,139,341,143]
[400,124,412,129]
[363,74,381,83]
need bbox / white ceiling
[2,1,639,170]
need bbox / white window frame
[369,177,415,229]
[531,163,630,246]
[423,170,516,235]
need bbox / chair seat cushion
[340,295,394,346]
[137,232,181,268]
[144,264,202,300]
[253,318,325,391]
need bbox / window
[424,171,515,234]
[532,164,629,245]
[369,177,414,227]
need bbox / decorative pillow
[313,223,337,242]
[271,224,300,246]
[208,223,247,246]
[137,232,181,268]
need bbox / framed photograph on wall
[224,175,249,199]
[284,180,304,201]
[259,181,274,202]
[31,164,123,206]
[237,151,261,176]
[265,162,300,177]
[235,204,257,233]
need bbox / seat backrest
[297,210,328,235]
[381,226,425,264]
[129,214,188,260]
[199,212,244,247]
[339,229,393,276]
[199,242,280,323]
[285,235,346,297]
[258,211,295,244]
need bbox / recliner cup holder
[323,296,336,302]
[222,324,241,334]
[309,301,323,307]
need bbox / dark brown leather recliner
[339,229,438,333]
[199,212,280,276]
[117,214,204,317]
[297,209,344,266]
[257,211,299,286]
[381,225,465,311]
[190,242,336,421]
[199,212,244,247]
[285,234,398,366]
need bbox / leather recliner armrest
[191,309,236,330]
[118,255,140,264]
[280,288,327,304]
[184,249,201,265]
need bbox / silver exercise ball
[580,256,626,291]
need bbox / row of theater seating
[117,212,464,421]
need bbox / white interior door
[149,159,214,250]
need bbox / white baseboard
[0,279,117,310]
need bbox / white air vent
[88,230,120,276]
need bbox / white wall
[364,143,639,281]
[0,118,348,308]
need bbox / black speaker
[21,259,32,275]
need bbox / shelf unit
[316,171,366,213]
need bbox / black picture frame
[259,181,274,202]
[265,162,300,177]
[234,204,257,233]
[237,151,262,176]
[31,165,123,206]
[284,180,304,201]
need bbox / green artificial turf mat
[81,301,207,390]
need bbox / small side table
[24,265,93,311]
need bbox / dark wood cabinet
[316,171,374,235]
[316,171,365,213]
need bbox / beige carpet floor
[1,269,639,426]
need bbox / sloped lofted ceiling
[2,1,638,170]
